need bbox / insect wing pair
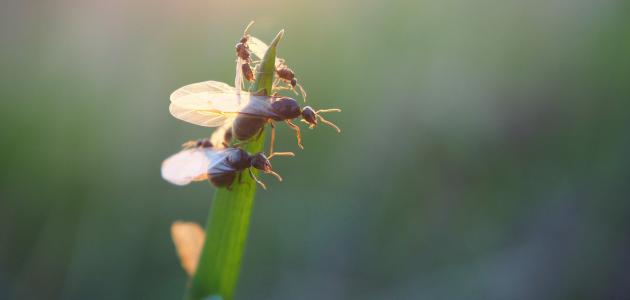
[169,80,283,128]
[161,146,232,186]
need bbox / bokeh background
[1,0,629,299]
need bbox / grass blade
[184,29,284,300]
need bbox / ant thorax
[270,97,301,120]
[226,148,251,170]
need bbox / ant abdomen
[233,115,267,141]
[209,172,236,188]
[276,67,295,81]
[242,63,254,81]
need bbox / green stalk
[184,30,284,300]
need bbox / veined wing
[169,102,237,127]
[235,57,246,92]
[170,81,250,127]
[209,123,232,148]
[161,147,230,186]
[170,80,236,100]
[171,81,250,110]
[170,90,279,127]
[248,36,285,67]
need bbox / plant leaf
[184,29,284,300]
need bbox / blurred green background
[1,0,629,299]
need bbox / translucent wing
[234,58,245,92]
[170,80,235,99]
[170,84,279,127]
[161,148,230,186]
[248,36,285,67]
[247,36,267,60]
[170,81,250,127]
[209,123,233,148]
[169,102,237,127]
[235,21,256,92]
[171,221,205,277]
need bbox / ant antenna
[243,21,255,35]
[316,108,342,133]
[285,120,304,149]
[268,122,295,159]
[248,168,267,190]
[267,170,283,182]
[296,83,307,102]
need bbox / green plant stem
[184,29,284,300]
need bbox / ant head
[239,36,248,44]
[290,78,297,87]
[301,106,317,127]
[300,107,342,132]
[271,97,301,119]
[250,153,272,173]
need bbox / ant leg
[272,81,293,92]
[277,84,293,92]
[289,85,299,96]
[238,171,243,184]
[269,152,295,159]
[268,123,295,159]
[285,120,304,149]
[181,140,197,149]
[296,83,307,102]
[252,87,267,96]
[248,168,267,190]
[274,85,290,90]
[253,126,264,141]
[268,122,276,155]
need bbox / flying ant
[235,21,256,90]
[247,35,308,101]
[169,80,341,153]
[161,143,283,189]
[274,63,307,101]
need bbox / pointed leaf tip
[270,29,285,48]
